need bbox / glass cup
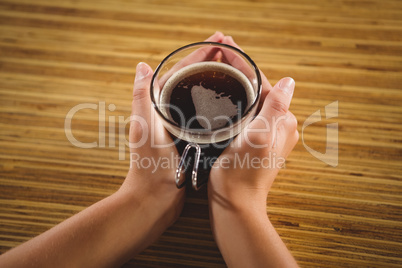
[150,42,261,190]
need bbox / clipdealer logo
[64,101,339,166]
[64,102,135,160]
[301,101,339,167]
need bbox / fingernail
[278,77,295,96]
[215,31,223,37]
[135,62,149,81]
[213,31,224,42]
[225,36,234,43]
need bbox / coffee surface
[160,62,254,130]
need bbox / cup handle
[175,142,201,190]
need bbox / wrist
[208,177,268,215]
[208,164,278,215]
[119,171,184,228]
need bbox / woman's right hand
[208,36,299,211]
[207,35,299,268]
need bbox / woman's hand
[209,35,299,211]
[120,31,226,228]
[208,35,299,268]
[119,61,185,229]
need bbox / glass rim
[150,41,262,132]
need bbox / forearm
[0,187,172,268]
[209,191,298,268]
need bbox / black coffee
[160,62,254,135]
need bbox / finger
[206,31,225,61]
[159,33,224,85]
[130,62,154,145]
[132,62,153,117]
[180,31,224,65]
[205,31,224,42]
[246,77,294,146]
[259,77,295,120]
[221,35,243,51]
[283,111,298,134]
[277,111,299,158]
[220,36,272,111]
[219,36,264,110]
[220,36,249,72]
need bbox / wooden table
[1,0,401,267]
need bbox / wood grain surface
[1,0,401,267]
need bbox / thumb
[259,77,295,120]
[258,77,295,148]
[245,77,295,148]
[132,62,153,119]
[130,62,153,147]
